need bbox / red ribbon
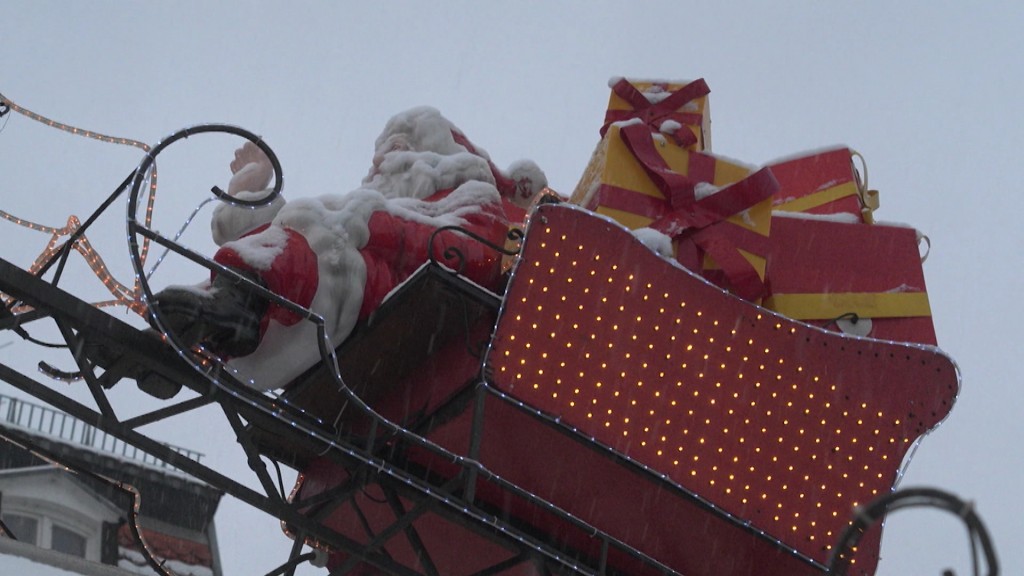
[605,123,778,300]
[601,78,710,148]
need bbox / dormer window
[51,523,88,558]
[2,510,90,559]
[1,512,39,546]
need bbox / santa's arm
[211,142,286,245]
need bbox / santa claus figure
[152,107,546,390]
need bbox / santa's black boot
[149,269,269,359]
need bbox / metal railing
[0,393,203,469]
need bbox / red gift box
[765,214,936,345]
[768,146,876,223]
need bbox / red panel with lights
[481,204,958,574]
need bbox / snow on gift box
[149,106,548,391]
[601,76,713,152]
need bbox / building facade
[0,393,223,576]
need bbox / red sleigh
[252,203,958,576]
[0,96,969,576]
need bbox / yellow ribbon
[764,291,932,320]
[773,181,860,214]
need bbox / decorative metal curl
[137,124,285,209]
[428,225,525,275]
[827,487,999,576]
[126,124,284,334]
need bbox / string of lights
[0,91,158,316]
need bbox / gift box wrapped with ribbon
[572,121,777,302]
[602,77,713,151]
[768,146,879,223]
[764,214,936,345]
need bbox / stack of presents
[571,77,934,346]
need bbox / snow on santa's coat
[207,106,540,390]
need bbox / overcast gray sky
[2,2,1022,575]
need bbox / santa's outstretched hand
[227,141,274,197]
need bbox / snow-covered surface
[606,77,702,110]
[630,227,674,258]
[693,181,721,200]
[0,537,133,576]
[771,209,862,224]
[762,144,852,166]
[118,547,213,576]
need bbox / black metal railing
[0,392,203,468]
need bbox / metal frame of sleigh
[240,199,958,576]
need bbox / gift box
[768,146,877,223]
[602,77,712,151]
[764,214,936,345]
[571,121,776,301]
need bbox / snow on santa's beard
[223,106,502,390]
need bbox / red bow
[600,123,777,300]
[601,78,710,148]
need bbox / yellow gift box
[602,77,712,151]
[571,122,775,300]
